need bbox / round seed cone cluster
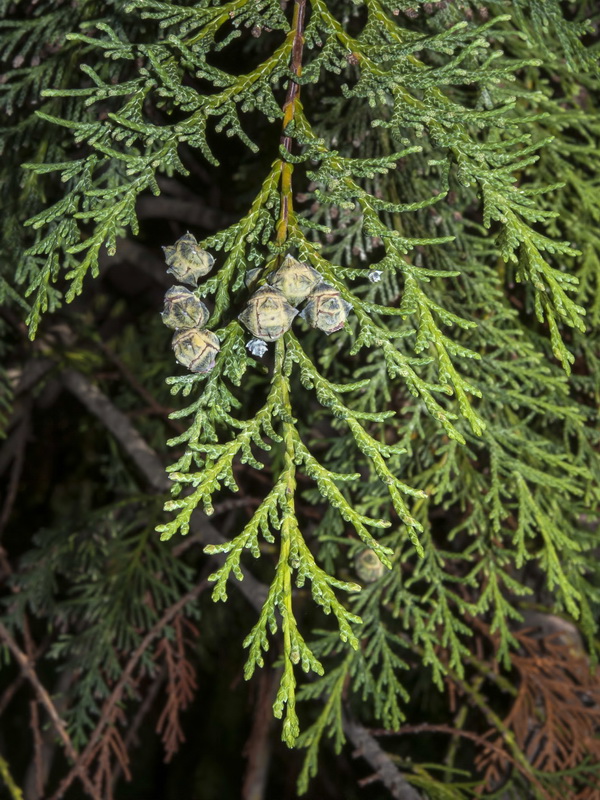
[239,255,353,347]
[161,233,219,374]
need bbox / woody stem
[275,0,307,247]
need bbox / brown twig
[369,722,527,775]
[110,666,167,791]
[0,410,28,536]
[0,675,23,717]
[47,580,209,800]
[0,544,12,583]
[275,0,307,247]
[0,635,52,720]
[280,0,306,155]
[22,668,74,800]
[29,699,44,800]
[0,623,101,800]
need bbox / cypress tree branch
[3,0,599,795]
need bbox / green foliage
[2,0,599,797]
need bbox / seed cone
[161,286,209,330]
[268,255,321,306]
[355,549,385,583]
[163,233,215,286]
[239,285,298,342]
[172,328,220,373]
[301,283,352,334]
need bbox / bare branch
[242,668,280,800]
[23,669,74,800]
[110,666,167,791]
[62,369,171,493]
[343,714,423,800]
[28,700,44,800]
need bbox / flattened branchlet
[161,286,210,330]
[239,285,298,342]
[301,282,352,334]
[268,255,321,306]
[172,328,220,374]
[162,232,215,286]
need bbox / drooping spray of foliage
[1,1,599,798]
